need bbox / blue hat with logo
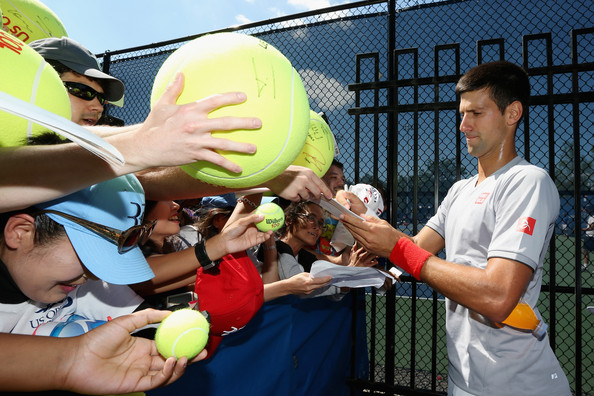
[35,175,154,285]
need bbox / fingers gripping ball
[150,32,310,188]
[0,0,68,43]
[255,202,285,232]
[155,309,210,360]
[291,110,336,177]
[0,30,71,147]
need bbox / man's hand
[63,309,207,394]
[339,214,400,258]
[346,242,379,267]
[122,72,261,171]
[263,165,332,201]
[286,273,332,295]
[335,190,367,215]
[207,213,272,260]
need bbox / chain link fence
[98,0,593,394]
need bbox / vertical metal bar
[353,52,382,389]
[101,51,112,116]
[352,53,363,395]
[374,53,380,187]
[386,0,397,388]
[525,32,558,349]
[411,48,419,390]
[355,53,362,183]
[455,45,461,182]
[431,44,441,393]
[477,39,505,65]
[571,28,583,396]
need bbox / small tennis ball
[155,309,210,360]
[291,110,336,177]
[0,0,68,43]
[0,29,71,147]
[255,202,285,232]
[151,32,310,188]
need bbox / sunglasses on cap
[35,209,156,253]
[63,81,107,105]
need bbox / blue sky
[42,0,354,54]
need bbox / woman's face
[146,201,181,242]
[290,203,325,247]
[9,235,89,304]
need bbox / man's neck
[477,149,518,183]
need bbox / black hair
[455,61,530,121]
[25,131,66,146]
[194,206,233,240]
[276,201,321,238]
[0,210,66,246]
[46,59,105,91]
[331,158,344,170]
[46,60,72,76]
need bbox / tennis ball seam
[28,59,45,140]
[6,0,52,37]
[170,327,209,358]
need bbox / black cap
[29,37,125,102]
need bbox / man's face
[322,165,345,197]
[459,88,512,160]
[9,235,89,304]
[61,71,105,126]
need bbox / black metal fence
[98,0,594,394]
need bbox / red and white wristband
[388,238,432,280]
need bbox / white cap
[347,183,384,217]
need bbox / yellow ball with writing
[291,110,335,177]
[0,29,70,147]
[151,32,310,188]
[1,0,68,43]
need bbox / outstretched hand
[63,309,206,394]
[126,72,261,171]
[339,213,399,258]
[346,242,380,267]
[286,272,332,295]
[263,165,332,201]
[211,213,272,258]
[335,190,367,216]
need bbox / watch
[194,240,219,270]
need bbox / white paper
[309,260,395,289]
[0,91,125,166]
[311,197,365,221]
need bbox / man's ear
[3,214,36,250]
[506,100,523,125]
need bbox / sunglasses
[63,81,107,105]
[36,209,156,253]
[298,213,325,229]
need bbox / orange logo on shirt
[517,217,536,235]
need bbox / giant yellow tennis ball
[155,309,210,360]
[1,0,68,43]
[255,202,285,232]
[291,110,336,177]
[151,32,310,188]
[0,29,71,147]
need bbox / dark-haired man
[29,36,123,126]
[339,61,571,395]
